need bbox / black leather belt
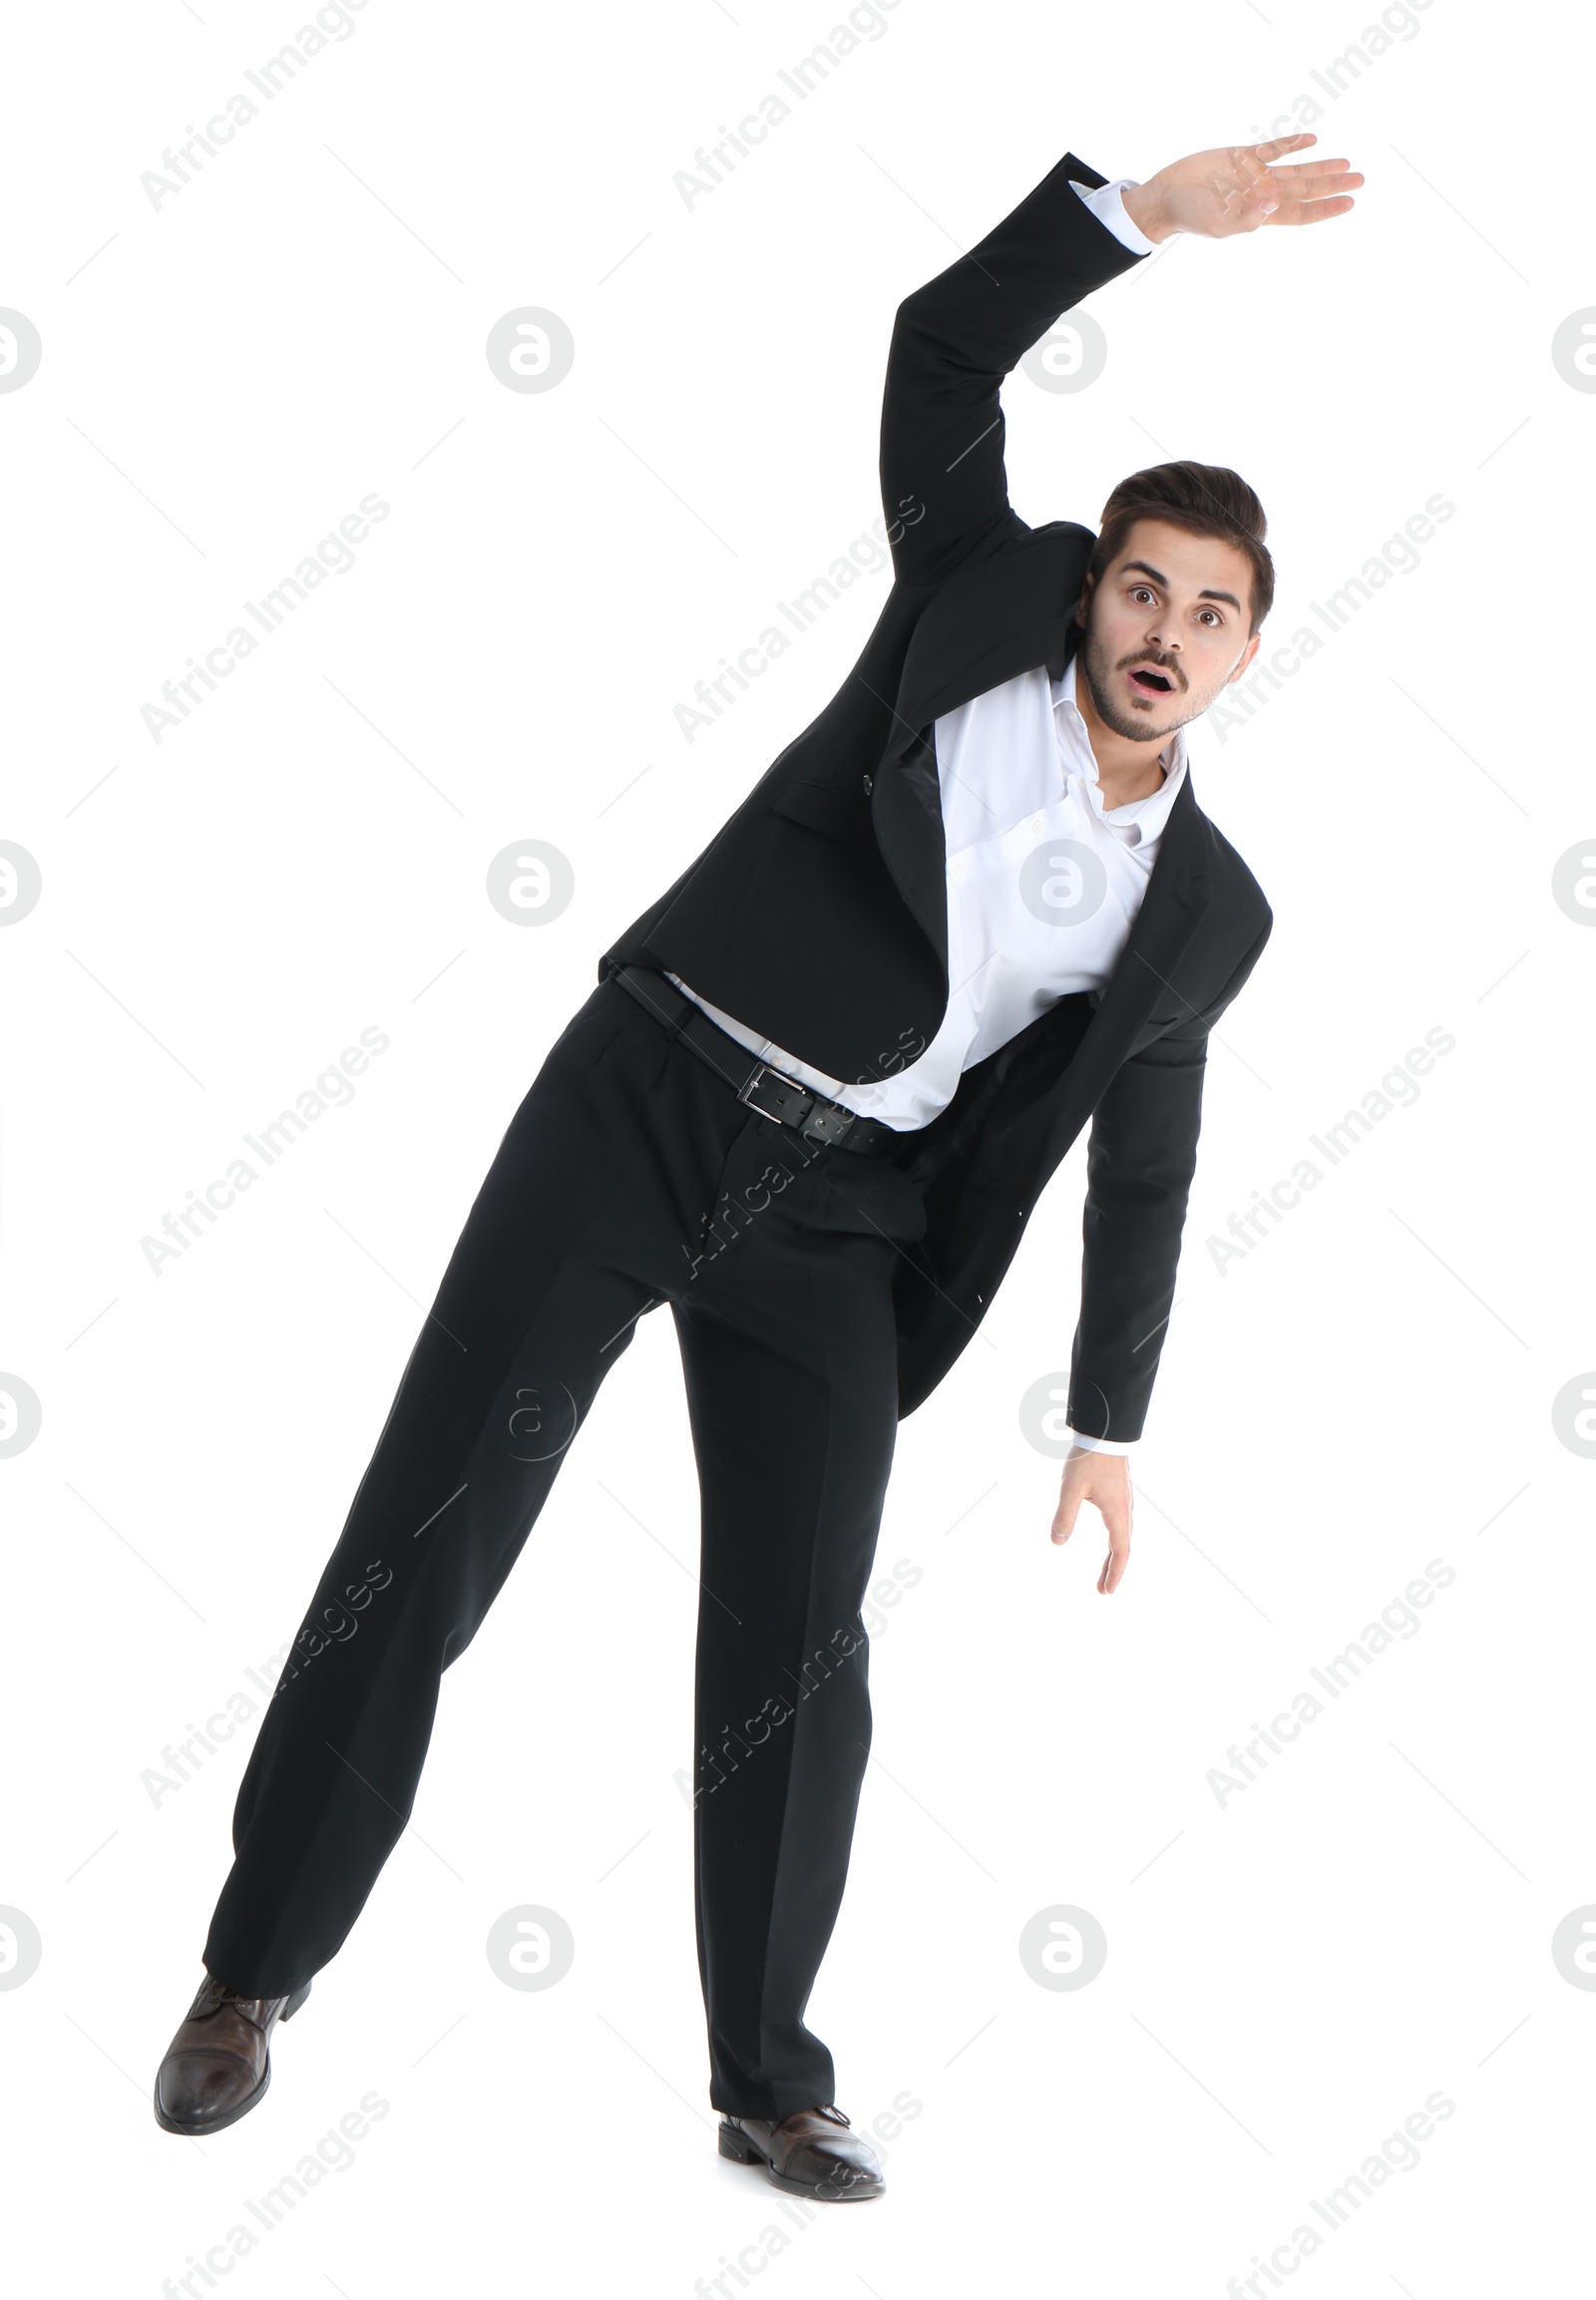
[608,964,898,1158]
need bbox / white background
[1,1,1591,2293]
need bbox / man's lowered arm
[1067,913,1274,1450]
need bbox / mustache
[1117,649,1186,688]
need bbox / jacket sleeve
[1066,915,1273,1443]
[878,149,1146,589]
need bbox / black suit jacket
[602,148,1273,1438]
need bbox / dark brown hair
[1088,462,1274,634]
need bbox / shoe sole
[718,2118,884,2200]
[152,1979,311,2137]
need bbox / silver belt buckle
[737,1062,806,1126]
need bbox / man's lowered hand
[1051,1445,1133,1595]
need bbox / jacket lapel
[868,521,1096,973]
[1025,772,1213,1151]
[890,520,1095,742]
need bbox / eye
[1130,585,1155,603]
[1198,607,1223,627]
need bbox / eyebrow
[1120,560,1243,613]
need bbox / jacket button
[862,773,874,795]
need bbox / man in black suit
[153,134,1359,2199]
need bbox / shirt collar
[1051,652,1189,848]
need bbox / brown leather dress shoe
[153,1974,311,2135]
[718,2104,885,2200]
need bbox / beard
[1076,617,1204,745]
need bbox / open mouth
[1129,664,1175,694]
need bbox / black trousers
[202,975,930,2118]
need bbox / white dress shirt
[671,649,1186,1121]
[670,178,1168,1450]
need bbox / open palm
[1125,134,1364,242]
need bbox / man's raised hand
[1121,134,1364,244]
[1051,1446,1133,1595]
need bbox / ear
[1225,629,1263,685]
[1073,574,1094,630]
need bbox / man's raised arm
[880,136,1363,592]
[877,151,1146,588]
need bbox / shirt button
[1030,816,1043,835]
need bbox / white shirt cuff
[1066,1431,1134,1457]
[1068,177,1156,258]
